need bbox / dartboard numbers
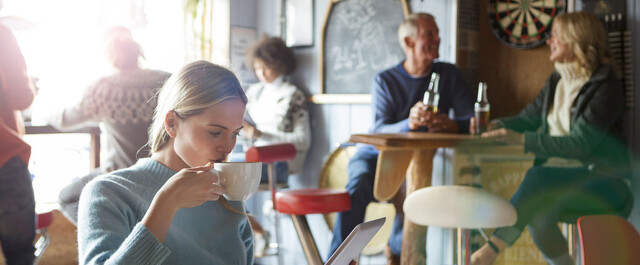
[488,0,566,49]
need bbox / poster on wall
[230,26,258,88]
[285,0,314,47]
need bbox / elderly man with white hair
[328,12,474,265]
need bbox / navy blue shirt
[370,61,474,134]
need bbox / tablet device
[325,217,386,265]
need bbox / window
[2,0,191,208]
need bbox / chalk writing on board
[323,0,405,94]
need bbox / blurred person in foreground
[46,26,171,225]
[0,2,37,263]
[471,12,632,265]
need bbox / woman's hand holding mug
[158,162,225,210]
[144,162,225,242]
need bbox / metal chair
[578,214,640,265]
[34,211,54,264]
[275,188,351,265]
[245,143,296,263]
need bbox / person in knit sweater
[77,60,253,264]
[46,27,170,224]
[470,12,632,265]
[0,15,37,264]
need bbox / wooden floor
[0,210,78,265]
[1,209,388,265]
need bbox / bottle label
[474,110,490,134]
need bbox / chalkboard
[320,0,408,97]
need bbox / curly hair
[246,35,296,75]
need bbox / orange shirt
[0,23,35,166]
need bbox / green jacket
[499,64,630,180]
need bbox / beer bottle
[423,72,440,113]
[474,82,490,134]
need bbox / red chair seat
[578,215,640,265]
[275,188,350,215]
[245,143,296,163]
[37,211,53,229]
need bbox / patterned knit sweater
[46,69,170,171]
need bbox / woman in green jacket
[471,12,632,265]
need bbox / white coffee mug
[212,162,262,201]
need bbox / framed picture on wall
[284,0,314,48]
[230,26,258,87]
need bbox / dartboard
[488,0,566,49]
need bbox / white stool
[403,185,517,265]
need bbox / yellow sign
[482,160,547,265]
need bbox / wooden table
[349,132,494,265]
[25,123,101,170]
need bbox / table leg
[401,148,436,265]
[90,132,100,170]
[374,150,413,201]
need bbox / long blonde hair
[553,12,613,77]
[148,60,248,214]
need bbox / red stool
[276,188,351,265]
[34,211,54,264]
[578,215,640,265]
[245,143,297,205]
[245,143,297,263]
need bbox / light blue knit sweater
[77,158,253,265]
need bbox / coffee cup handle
[210,168,221,185]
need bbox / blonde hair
[149,60,247,153]
[148,60,248,214]
[398,13,435,50]
[553,12,613,77]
